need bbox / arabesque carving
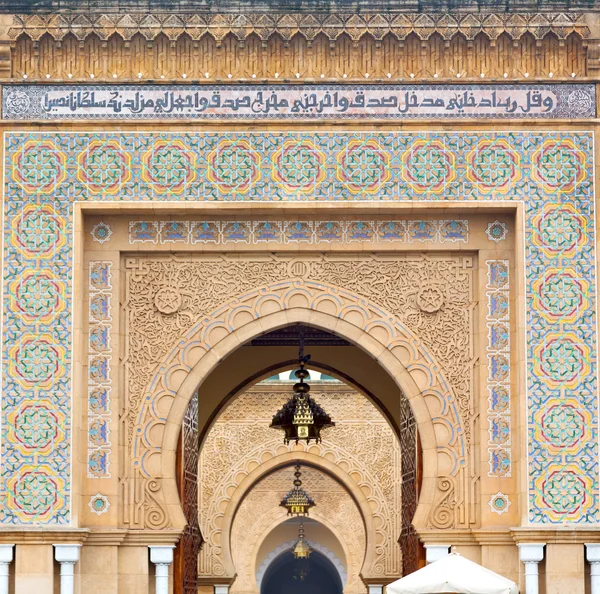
[201,387,398,582]
[121,252,475,532]
[8,12,589,42]
[229,465,368,593]
[8,13,589,80]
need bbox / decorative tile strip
[486,260,511,478]
[87,262,113,479]
[129,220,469,245]
[3,84,594,121]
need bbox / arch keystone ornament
[1,131,597,528]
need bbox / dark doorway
[261,549,343,594]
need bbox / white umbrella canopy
[386,553,519,594]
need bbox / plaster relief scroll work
[122,253,475,532]
[229,457,369,592]
[203,387,396,584]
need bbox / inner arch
[261,546,343,594]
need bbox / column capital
[424,544,450,564]
[586,543,600,564]
[53,544,81,564]
[149,545,175,566]
[518,543,545,563]
[0,545,13,565]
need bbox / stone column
[0,545,14,594]
[518,543,545,594]
[149,546,175,594]
[367,586,383,594]
[215,587,230,594]
[424,544,450,564]
[54,544,81,594]
[586,544,600,594]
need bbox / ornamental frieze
[6,12,590,42]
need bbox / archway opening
[175,323,424,594]
[261,548,343,594]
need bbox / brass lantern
[293,522,312,560]
[280,465,315,516]
[270,353,334,444]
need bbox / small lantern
[270,354,334,444]
[293,522,312,560]
[280,465,315,516]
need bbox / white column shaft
[518,543,545,594]
[591,562,600,594]
[60,562,76,594]
[0,562,8,594]
[53,544,80,594]
[0,544,13,594]
[524,561,539,594]
[149,545,175,594]
[155,563,169,594]
[586,544,600,594]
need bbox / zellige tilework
[1,131,596,525]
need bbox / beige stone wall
[0,81,597,594]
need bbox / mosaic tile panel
[128,219,469,245]
[1,131,597,525]
[87,262,113,478]
[486,260,512,478]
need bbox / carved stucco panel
[229,466,368,593]
[122,253,474,531]
[201,389,399,580]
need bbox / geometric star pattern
[1,131,596,525]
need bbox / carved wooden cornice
[6,12,591,44]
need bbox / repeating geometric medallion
[141,139,197,195]
[8,334,66,389]
[466,138,521,194]
[533,332,591,390]
[5,466,67,523]
[336,139,391,194]
[76,139,132,195]
[536,466,594,522]
[532,269,589,324]
[206,139,262,196]
[7,400,66,456]
[10,203,67,259]
[10,269,66,324]
[531,138,587,194]
[535,398,592,455]
[271,139,327,194]
[400,139,456,194]
[11,139,67,194]
[530,203,588,259]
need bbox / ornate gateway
[0,0,599,591]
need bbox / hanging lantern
[292,522,312,560]
[270,353,334,444]
[280,464,315,516]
